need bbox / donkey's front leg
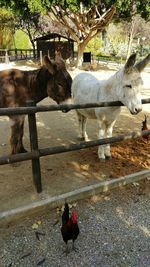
[10,115,26,154]
[97,122,106,160]
[76,111,89,141]
[104,124,114,159]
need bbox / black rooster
[61,203,79,253]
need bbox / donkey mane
[26,67,50,102]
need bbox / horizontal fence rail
[0,98,150,116]
[0,130,149,165]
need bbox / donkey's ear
[43,55,56,74]
[135,53,150,72]
[55,50,66,69]
[124,53,136,73]
[55,50,62,60]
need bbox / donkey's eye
[58,83,63,87]
[126,85,132,88]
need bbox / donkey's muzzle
[130,107,142,115]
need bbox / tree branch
[91,5,116,31]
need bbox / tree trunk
[30,39,35,50]
[26,28,36,58]
[102,30,107,47]
[76,43,84,67]
[77,41,89,67]
[30,39,36,58]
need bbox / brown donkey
[0,55,72,154]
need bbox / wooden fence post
[40,51,43,65]
[5,50,9,64]
[27,100,42,193]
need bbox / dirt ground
[0,181,150,267]
[0,64,149,212]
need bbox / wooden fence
[0,99,150,193]
[0,49,37,63]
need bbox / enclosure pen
[0,99,150,192]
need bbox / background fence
[0,49,127,65]
[0,99,150,193]
[0,49,37,63]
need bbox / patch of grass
[14,30,32,49]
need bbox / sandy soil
[0,62,149,212]
[0,181,150,267]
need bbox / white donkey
[72,53,150,160]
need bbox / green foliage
[104,0,150,21]
[0,0,149,57]
[0,2,43,50]
[41,0,98,11]
[0,7,15,48]
[14,30,32,49]
[85,36,102,56]
[0,7,14,25]
[0,0,150,20]
[0,0,44,18]
[106,23,128,56]
[0,28,14,49]
[27,0,43,12]
[136,0,150,20]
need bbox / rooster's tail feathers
[62,202,69,225]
